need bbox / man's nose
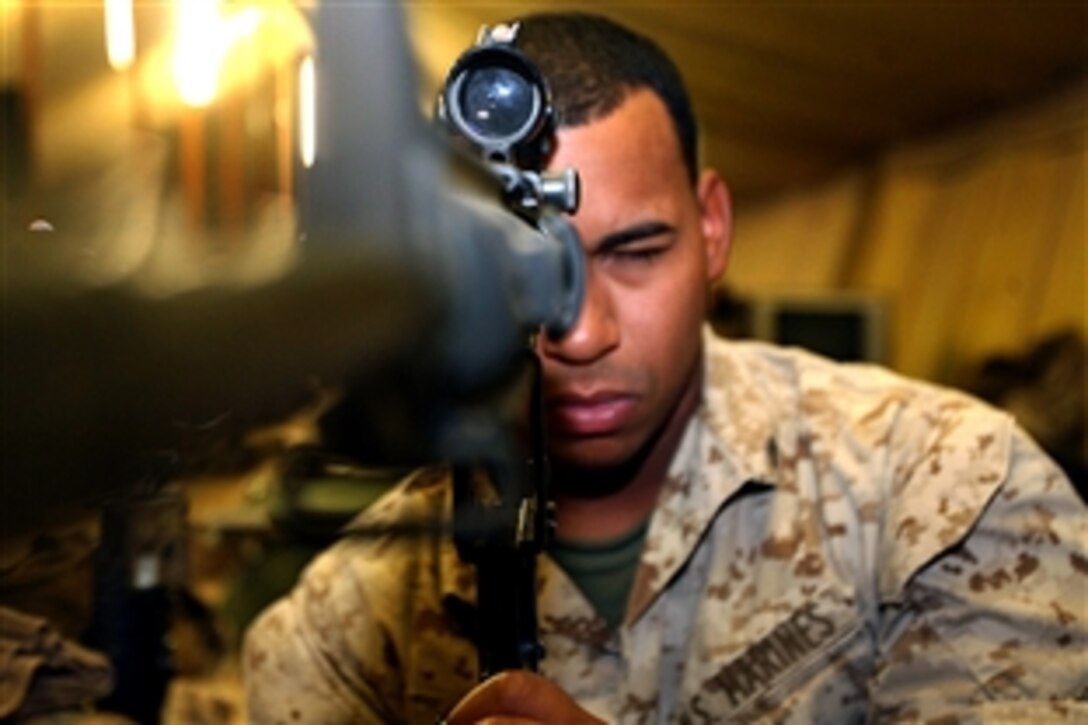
[539,267,619,365]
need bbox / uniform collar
[698,326,781,488]
[436,329,784,627]
[625,327,780,625]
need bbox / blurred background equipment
[718,289,890,365]
[87,484,190,724]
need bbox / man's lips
[546,392,637,436]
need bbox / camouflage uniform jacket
[244,330,1088,723]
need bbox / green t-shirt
[550,519,650,630]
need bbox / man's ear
[696,169,732,281]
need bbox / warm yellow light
[228,7,263,40]
[104,0,135,71]
[299,54,316,168]
[171,1,265,107]
[172,0,219,106]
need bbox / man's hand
[445,670,606,725]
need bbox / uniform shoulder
[289,465,456,601]
[705,334,1023,597]
[341,464,452,529]
[705,333,1011,441]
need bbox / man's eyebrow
[595,221,676,253]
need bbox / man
[244,13,1087,723]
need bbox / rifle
[435,23,582,677]
[326,22,583,677]
[2,5,583,684]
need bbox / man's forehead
[544,90,693,248]
[548,89,685,172]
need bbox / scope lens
[459,66,537,141]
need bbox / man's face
[539,89,731,470]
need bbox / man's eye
[616,248,664,263]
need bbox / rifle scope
[438,24,553,167]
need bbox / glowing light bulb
[104,0,135,71]
[299,55,316,168]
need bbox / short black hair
[513,12,699,183]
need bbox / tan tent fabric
[729,80,1086,384]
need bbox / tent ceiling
[405,3,1087,203]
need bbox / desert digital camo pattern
[244,329,1088,723]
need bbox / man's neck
[553,362,703,542]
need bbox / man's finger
[445,670,604,725]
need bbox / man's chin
[547,435,640,472]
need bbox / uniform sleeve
[242,543,403,724]
[870,428,1088,721]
